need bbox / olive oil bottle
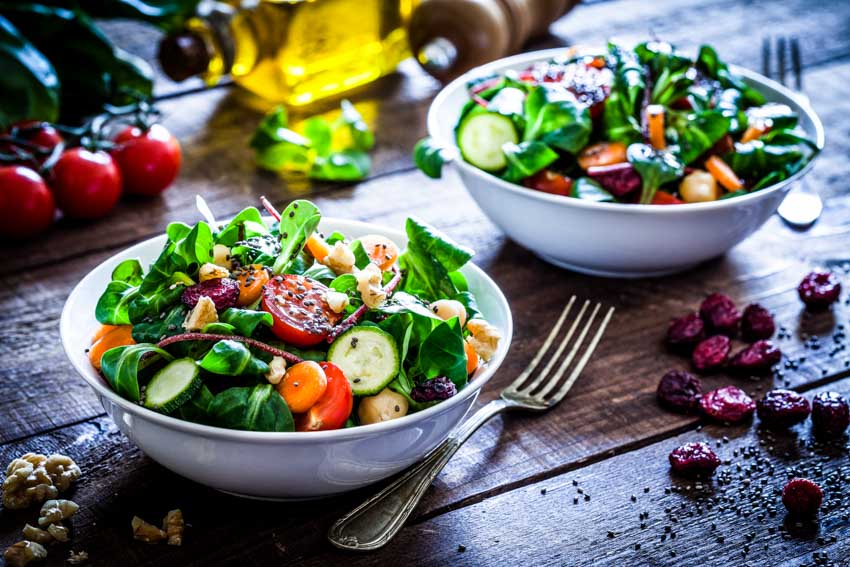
[159,0,415,106]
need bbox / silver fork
[763,36,823,229]
[327,296,615,551]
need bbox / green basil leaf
[100,343,174,402]
[209,384,294,432]
[198,340,270,376]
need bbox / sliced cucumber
[328,327,399,396]
[457,111,518,172]
[144,358,201,413]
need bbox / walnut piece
[2,453,80,510]
[183,296,218,331]
[4,541,47,567]
[265,356,287,386]
[67,550,89,565]
[199,262,231,282]
[38,499,79,527]
[466,318,501,362]
[46,523,69,543]
[21,524,53,545]
[163,509,184,546]
[322,241,355,275]
[324,290,349,314]
[355,264,387,309]
[132,516,167,543]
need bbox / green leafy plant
[502,141,558,183]
[209,384,294,432]
[398,217,473,302]
[198,340,270,376]
[627,143,684,204]
[523,85,592,153]
[100,343,174,402]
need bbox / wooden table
[3,0,850,565]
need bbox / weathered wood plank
[299,378,850,567]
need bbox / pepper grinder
[409,0,581,82]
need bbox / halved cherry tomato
[0,166,55,238]
[261,274,343,348]
[523,170,573,196]
[233,264,270,306]
[651,191,685,205]
[112,124,181,197]
[358,234,399,271]
[296,362,354,432]
[278,360,327,413]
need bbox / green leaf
[523,85,592,153]
[177,384,215,424]
[627,143,684,204]
[310,149,371,181]
[0,15,59,127]
[132,304,188,343]
[571,177,615,202]
[173,221,213,268]
[215,207,268,246]
[671,109,730,165]
[100,343,174,402]
[501,141,558,183]
[40,0,202,31]
[338,99,374,151]
[272,200,321,274]
[198,340,270,376]
[201,322,235,335]
[746,103,798,131]
[209,384,294,432]
[398,218,473,303]
[250,106,313,172]
[219,308,273,337]
[487,87,526,120]
[602,91,642,145]
[413,137,447,179]
[417,318,468,388]
[724,140,804,180]
[95,281,139,325]
[303,116,332,156]
[111,259,144,285]
[349,239,372,270]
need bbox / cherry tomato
[1,121,63,164]
[52,148,122,220]
[523,170,573,196]
[0,166,55,238]
[112,124,181,197]
[278,361,327,413]
[651,190,685,205]
[358,234,400,271]
[261,275,343,348]
[296,362,354,431]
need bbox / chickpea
[429,299,467,327]
[357,388,409,425]
[679,170,720,203]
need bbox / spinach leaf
[602,91,642,145]
[724,140,804,180]
[230,235,280,265]
[715,88,746,133]
[349,239,372,270]
[398,218,474,302]
[746,103,798,131]
[571,177,615,202]
[39,0,201,32]
[127,284,183,324]
[635,41,692,75]
[501,141,558,183]
[671,109,730,165]
[339,99,375,151]
[249,106,313,173]
[219,308,272,337]
[404,218,473,272]
[176,384,214,424]
[413,137,447,179]
[201,322,236,335]
[131,303,186,343]
[299,261,337,283]
[627,143,684,204]
[310,149,371,181]
[209,384,294,432]
[695,44,765,105]
[487,87,526,122]
[272,200,321,274]
[0,15,59,126]
[100,343,174,402]
[303,116,332,155]
[95,281,139,325]
[607,42,644,113]
[215,207,268,246]
[417,318,468,388]
[452,291,480,322]
[198,340,270,376]
[523,85,592,154]
[111,259,144,285]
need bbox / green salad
[89,198,500,432]
[416,40,818,204]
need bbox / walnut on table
[21,524,53,545]
[38,499,79,527]
[3,541,47,567]
[2,453,81,510]
[131,516,167,544]
[164,509,184,546]
[67,550,89,565]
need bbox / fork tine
[504,296,575,394]
[515,300,590,395]
[547,306,615,405]
[762,36,771,78]
[777,36,787,86]
[790,36,802,91]
[535,302,602,399]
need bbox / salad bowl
[427,48,825,278]
[61,218,512,499]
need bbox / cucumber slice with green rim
[327,327,399,396]
[457,112,518,171]
[144,358,201,413]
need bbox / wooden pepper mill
[409,0,580,82]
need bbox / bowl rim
[427,46,825,215]
[60,217,513,444]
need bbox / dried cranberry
[181,278,240,310]
[691,335,731,372]
[699,293,741,337]
[700,386,755,423]
[798,271,841,311]
[728,340,782,375]
[756,389,810,429]
[782,478,823,517]
[741,303,775,342]
[411,376,457,403]
[811,391,850,437]
[656,370,702,413]
[668,442,721,478]
[585,162,642,197]
[666,313,706,352]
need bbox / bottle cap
[158,31,211,82]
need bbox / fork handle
[327,398,511,551]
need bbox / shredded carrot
[705,155,744,191]
[646,104,666,150]
[740,125,766,143]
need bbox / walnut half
[38,499,79,527]
[2,453,80,510]
[164,509,184,546]
[3,541,47,567]
[131,516,167,544]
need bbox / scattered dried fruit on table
[692,335,731,372]
[2,453,81,510]
[797,270,841,311]
[740,303,775,342]
[668,442,721,478]
[3,541,47,567]
[131,516,167,544]
[728,340,782,375]
[411,376,457,403]
[699,293,741,337]
[811,391,850,437]
[38,499,79,527]
[782,477,823,517]
[164,509,184,546]
[666,312,706,352]
[756,389,810,428]
[700,386,756,423]
[656,370,702,413]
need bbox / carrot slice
[705,155,744,191]
[89,326,135,370]
[740,125,766,143]
[646,104,666,150]
[465,340,479,375]
[306,233,331,261]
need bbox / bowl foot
[537,253,699,279]
[218,488,333,502]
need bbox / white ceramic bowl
[61,218,512,499]
[428,48,825,278]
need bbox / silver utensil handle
[327,398,510,551]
